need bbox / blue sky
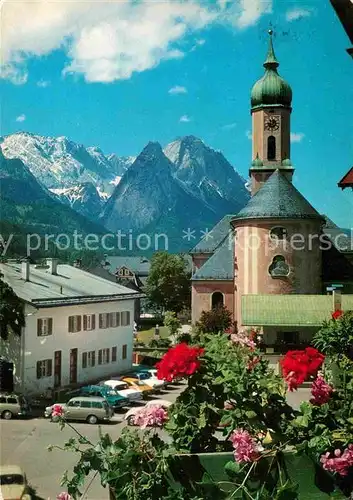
[1,0,352,228]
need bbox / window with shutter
[48,318,53,335]
[37,319,42,336]
[116,312,120,326]
[36,361,41,379]
[98,350,102,365]
[77,315,82,332]
[126,311,130,325]
[68,316,73,332]
[99,314,103,328]
[112,346,117,362]
[92,351,96,366]
[122,344,127,360]
[92,315,96,330]
[47,359,52,377]
[106,349,110,364]
[83,315,87,330]
[82,352,87,368]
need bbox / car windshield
[117,383,129,390]
[107,390,118,396]
[135,381,146,387]
[0,474,24,485]
[138,373,149,380]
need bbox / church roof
[190,214,235,254]
[233,170,324,221]
[192,233,234,281]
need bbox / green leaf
[224,460,241,477]
[245,410,257,419]
[274,480,299,500]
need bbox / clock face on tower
[264,115,280,131]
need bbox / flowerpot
[166,451,347,499]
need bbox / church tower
[250,30,294,195]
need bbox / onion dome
[281,158,293,167]
[251,30,292,110]
[251,154,264,167]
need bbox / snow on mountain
[102,142,218,234]
[164,135,250,213]
[50,182,103,220]
[0,132,130,195]
[107,153,135,175]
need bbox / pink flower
[320,445,353,476]
[132,404,168,429]
[231,331,256,350]
[310,375,333,405]
[56,493,72,500]
[52,404,64,417]
[229,429,260,463]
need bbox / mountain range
[0,132,250,252]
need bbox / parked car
[121,377,154,398]
[44,396,114,424]
[77,385,129,409]
[125,371,166,390]
[0,465,31,500]
[124,399,173,425]
[99,379,142,402]
[0,393,31,420]
[138,369,168,387]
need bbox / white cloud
[223,122,237,130]
[1,0,273,84]
[15,114,26,122]
[286,8,312,22]
[37,79,50,88]
[180,115,192,123]
[190,38,206,51]
[246,130,252,140]
[169,85,187,95]
[218,0,272,29]
[290,132,305,143]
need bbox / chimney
[21,258,30,281]
[333,289,342,311]
[47,258,58,275]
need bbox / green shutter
[82,352,87,369]
[77,316,82,332]
[106,349,110,364]
[83,315,87,331]
[92,315,96,330]
[47,359,53,377]
[37,319,42,336]
[48,318,53,335]
[98,350,102,365]
[68,316,73,333]
[36,361,41,379]
[92,351,96,367]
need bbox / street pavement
[0,385,310,500]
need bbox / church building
[191,31,353,347]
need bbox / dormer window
[269,256,290,278]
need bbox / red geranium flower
[280,347,325,391]
[156,343,204,382]
[332,310,343,320]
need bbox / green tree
[164,311,182,338]
[144,252,191,314]
[0,272,25,341]
[196,306,232,334]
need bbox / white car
[100,380,142,402]
[132,371,166,390]
[124,399,173,425]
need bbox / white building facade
[0,259,142,395]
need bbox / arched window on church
[267,136,276,161]
[211,291,224,309]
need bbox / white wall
[23,299,135,395]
